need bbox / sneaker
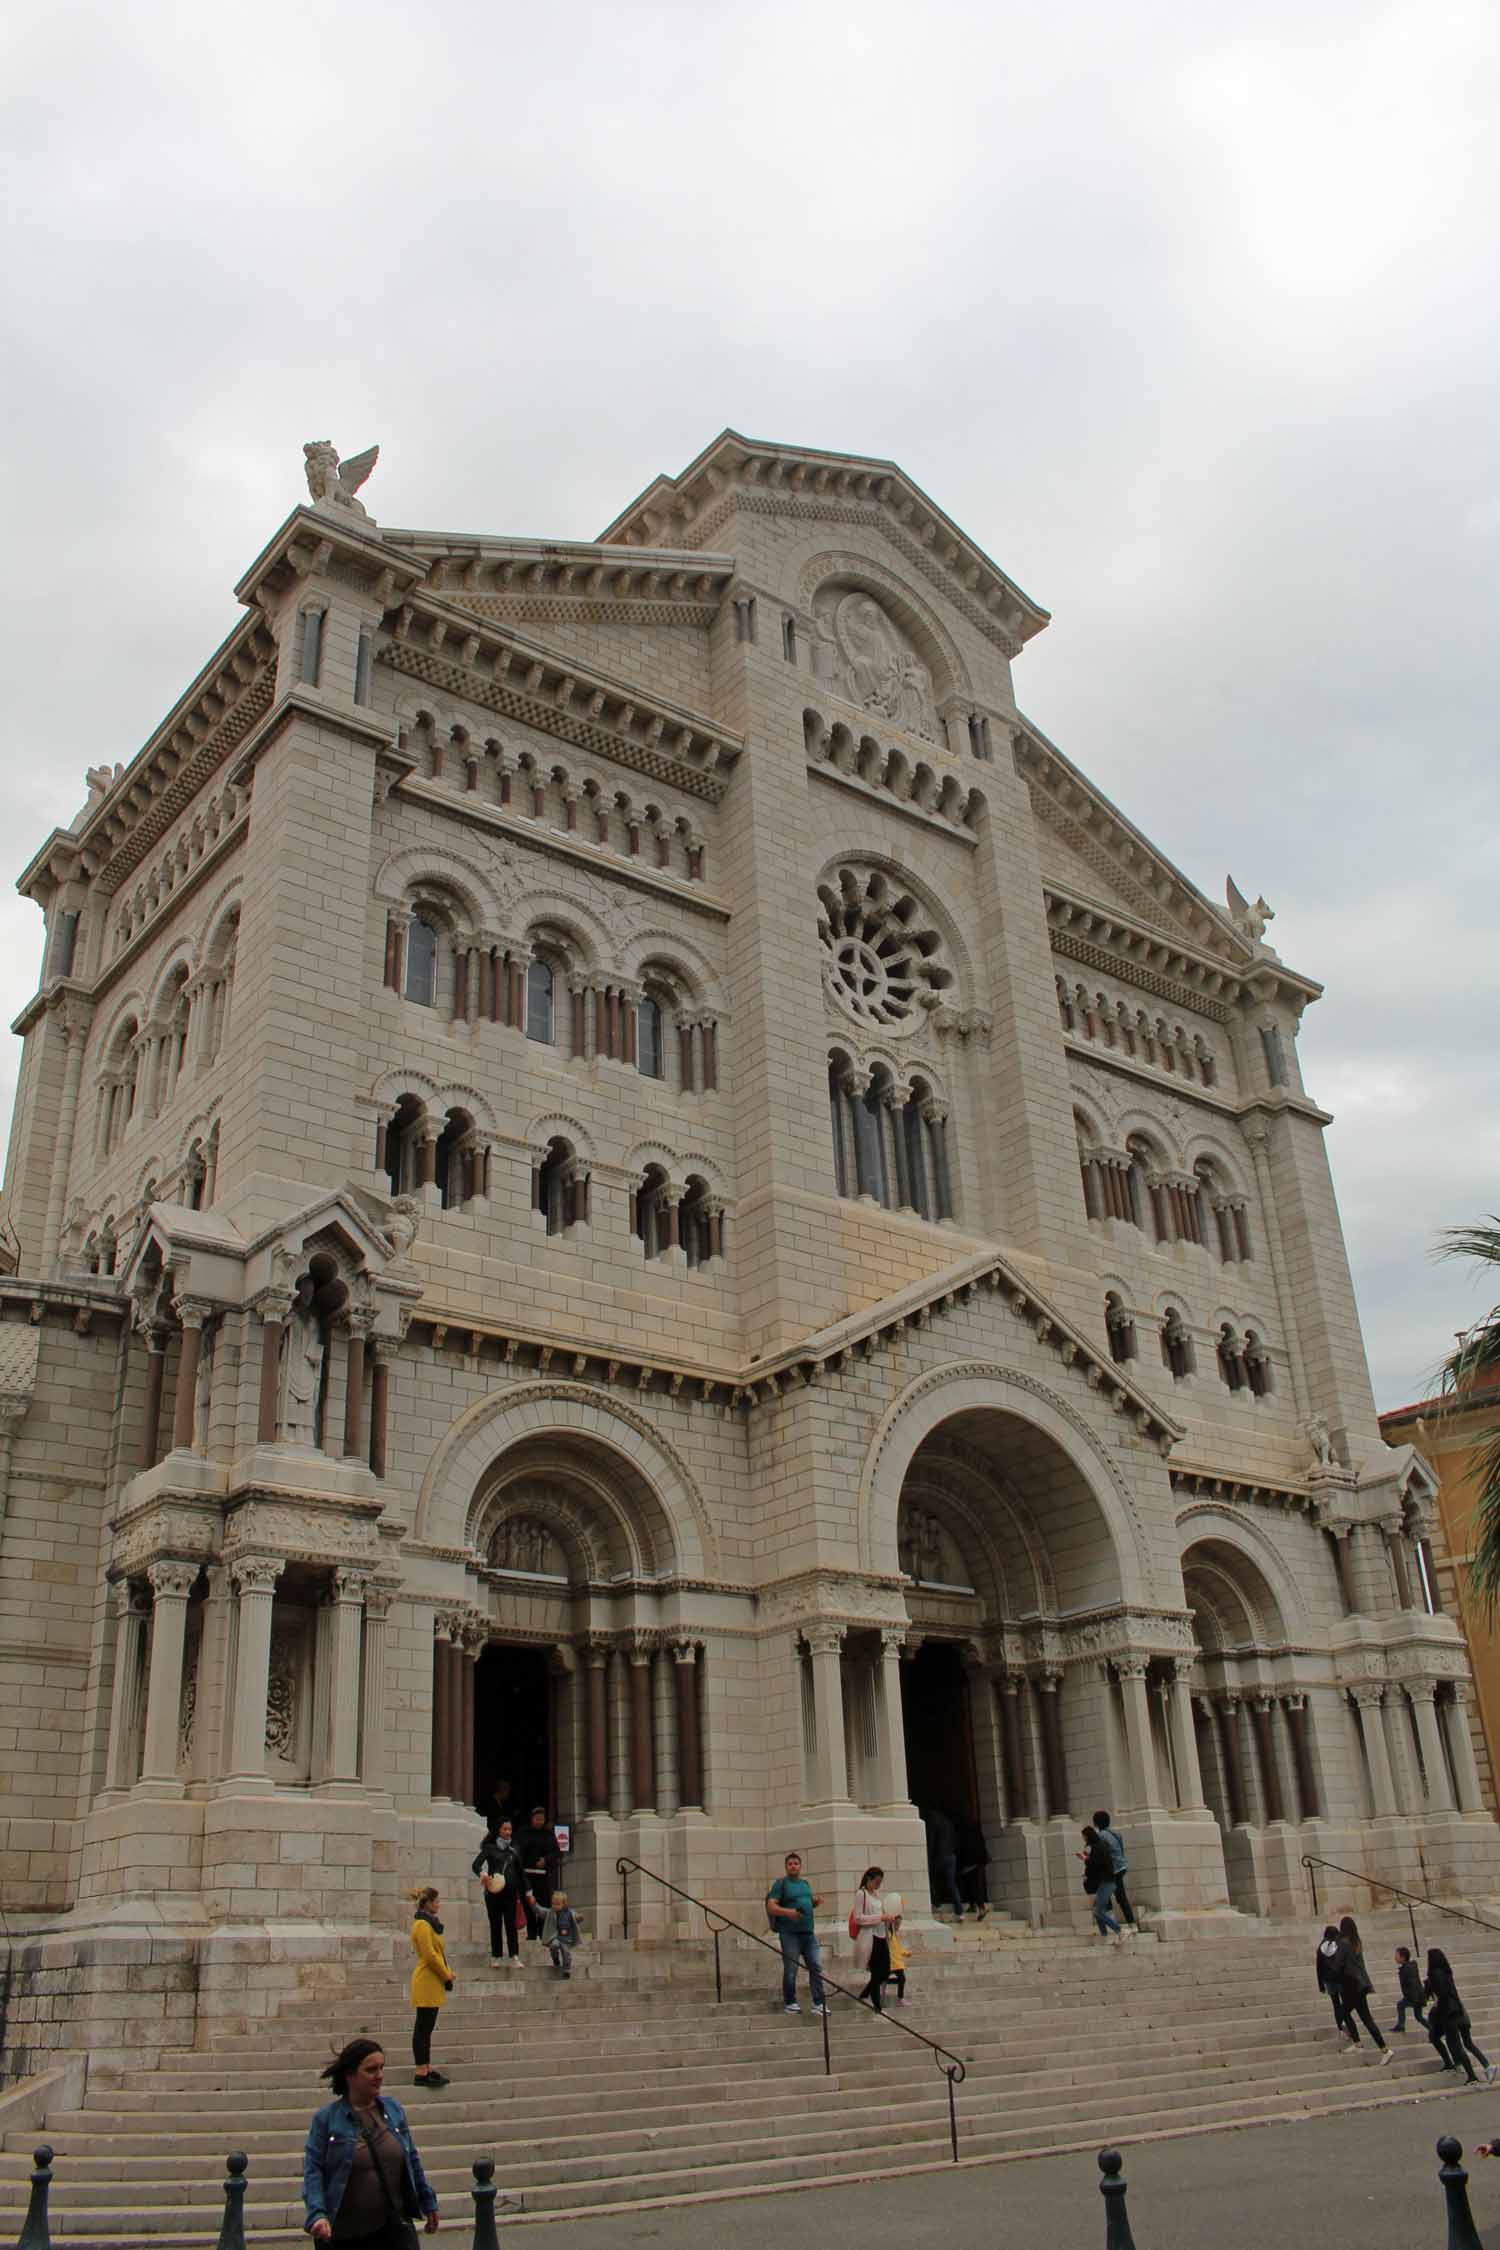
[811,2003,829,2016]
[783,2003,802,2014]
[413,2072,449,2089]
[1487,2064,1498,2084]
[1379,2051,1394,2066]
[896,1997,913,2007]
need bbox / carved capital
[112,1578,152,1622]
[671,1640,699,1668]
[249,1288,295,1326]
[332,1567,373,1605]
[232,1555,285,1598]
[1115,1656,1150,1683]
[1348,1683,1385,1709]
[147,1559,199,1602]
[172,1295,217,1332]
[802,1624,845,1657]
[363,1585,394,1621]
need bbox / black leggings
[484,1886,518,1958]
[1340,1989,1386,2049]
[413,2006,439,2067]
[1434,2018,1489,2078]
[859,1937,891,2011]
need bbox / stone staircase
[4,1914,1499,2244]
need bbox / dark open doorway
[901,1640,978,1826]
[474,1643,554,1824]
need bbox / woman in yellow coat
[408,1886,454,2089]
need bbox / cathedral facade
[0,432,1490,2067]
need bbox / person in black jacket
[471,1820,533,1964]
[1316,1925,1350,2036]
[1390,1945,1428,2033]
[519,1807,561,1944]
[1080,1825,1123,1942]
[1333,1915,1391,2059]
[1425,1947,1497,2084]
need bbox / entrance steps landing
[3,1916,1497,2242]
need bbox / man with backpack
[1093,1810,1137,1931]
[766,1852,828,2016]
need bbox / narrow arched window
[526,958,554,1043]
[1245,1331,1273,1397]
[1105,1293,1136,1363]
[404,917,438,1007]
[638,995,663,1079]
[634,1165,669,1258]
[435,1109,472,1211]
[1217,1324,1246,1391]
[1161,1309,1195,1380]
[828,1059,852,1198]
[535,1138,582,1234]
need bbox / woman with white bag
[471,1819,530,1965]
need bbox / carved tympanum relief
[813,588,940,743]
[897,1503,974,1592]
[489,1513,566,1578]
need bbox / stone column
[608,1649,632,1818]
[673,1641,702,1809]
[369,1338,395,1478]
[360,1588,391,1792]
[253,1291,292,1444]
[1283,1695,1321,1819]
[1409,1683,1455,1813]
[1000,1675,1032,1818]
[322,1569,369,1786]
[445,1627,470,1811]
[1385,1522,1415,1610]
[1114,1657,1158,1807]
[629,1646,656,1812]
[138,1325,169,1469]
[139,1560,198,1787]
[226,1557,283,1783]
[585,1645,610,1811]
[1166,1667,1206,1809]
[41,1004,90,1275]
[1251,1698,1285,1821]
[1350,1685,1397,1816]
[1037,1671,1069,1816]
[872,1629,911,1806]
[342,1315,372,1461]
[310,1592,335,1786]
[430,1624,451,1800]
[1443,1685,1486,1814]
[170,1302,212,1454]
[1214,1697,1247,1825]
[104,1580,150,1792]
[190,1565,232,1786]
[804,1626,851,1805]
[652,1647,679,1817]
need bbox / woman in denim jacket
[303,2037,440,2243]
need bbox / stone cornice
[1171,1463,1314,1511]
[596,429,1049,657]
[226,686,396,789]
[377,601,741,803]
[379,529,736,621]
[233,504,430,613]
[406,1239,1184,1449]
[1047,892,1322,1016]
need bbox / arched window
[535,1137,581,1235]
[526,957,554,1044]
[634,1164,670,1259]
[638,994,663,1080]
[1105,1292,1136,1363]
[1161,1308,1195,1381]
[1216,1324,1246,1392]
[434,1107,473,1212]
[184,1142,206,1211]
[828,1056,853,1197]
[382,1094,426,1196]
[1127,1137,1165,1240]
[1245,1331,1274,1397]
[405,917,438,1007]
[680,1177,716,1268]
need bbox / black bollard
[214,2153,249,2250]
[1437,2137,1484,2250]
[17,2145,54,2250]
[1098,2148,1138,2250]
[471,2156,501,2250]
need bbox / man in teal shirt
[766,1852,827,2014]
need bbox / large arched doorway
[892,1402,1136,1923]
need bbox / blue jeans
[1092,1878,1122,1936]
[779,1928,825,2006]
[1394,1998,1427,2030]
[933,1853,963,1912]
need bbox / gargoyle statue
[1226,875,1275,948]
[303,439,380,520]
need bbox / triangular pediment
[597,430,1050,662]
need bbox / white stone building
[0,432,1490,2070]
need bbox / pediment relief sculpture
[489,1512,566,1578]
[813,588,940,744]
[897,1503,973,1591]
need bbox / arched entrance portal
[473,1643,554,1825]
[888,1400,1201,1926]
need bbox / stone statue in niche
[1303,1412,1336,1469]
[831,592,939,742]
[280,1275,327,1448]
[898,1505,946,1583]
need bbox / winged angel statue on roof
[303,439,380,520]
[1225,875,1275,951]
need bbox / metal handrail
[1300,1852,1500,1953]
[614,1856,967,2159]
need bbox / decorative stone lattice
[817,866,951,1028]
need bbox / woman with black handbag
[303,2035,440,2245]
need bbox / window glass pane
[405,919,437,1007]
[639,998,662,1078]
[526,959,553,1043]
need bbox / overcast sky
[2,0,1496,1410]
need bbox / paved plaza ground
[519,2093,1500,2250]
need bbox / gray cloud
[2,0,1495,1405]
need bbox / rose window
[816,866,952,1027]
